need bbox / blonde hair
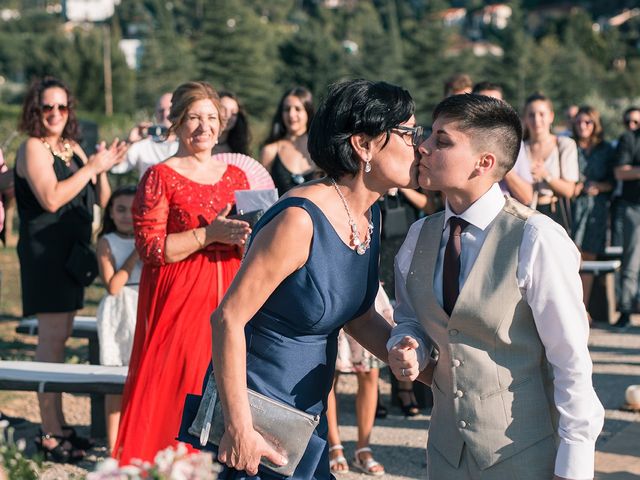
[168,81,222,135]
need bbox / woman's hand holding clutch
[204,203,252,246]
[217,424,288,476]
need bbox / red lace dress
[114,163,249,465]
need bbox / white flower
[154,445,177,473]
[15,439,26,451]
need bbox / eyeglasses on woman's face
[391,125,425,148]
[41,103,69,115]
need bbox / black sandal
[397,387,420,417]
[35,431,85,464]
[62,425,93,450]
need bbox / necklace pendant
[356,244,366,255]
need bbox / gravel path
[2,319,639,479]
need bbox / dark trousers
[619,201,640,313]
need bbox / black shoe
[398,388,420,417]
[35,431,85,464]
[613,313,630,330]
[62,426,93,450]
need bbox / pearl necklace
[331,178,374,255]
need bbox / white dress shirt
[388,183,604,480]
[111,137,178,178]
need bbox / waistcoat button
[448,329,459,336]
[459,420,467,428]
[452,359,461,367]
[456,390,464,398]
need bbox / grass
[0,245,105,408]
[0,247,102,480]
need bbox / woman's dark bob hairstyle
[19,76,80,140]
[308,79,414,179]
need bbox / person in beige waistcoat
[387,94,604,480]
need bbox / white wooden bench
[0,361,126,394]
[0,360,127,439]
[580,260,621,324]
[12,317,115,438]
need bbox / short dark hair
[623,106,640,121]
[432,94,522,178]
[308,79,415,179]
[19,76,79,140]
[472,81,503,96]
[264,87,314,145]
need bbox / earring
[364,159,372,173]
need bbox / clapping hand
[217,426,288,476]
[88,139,129,175]
[205,204,252,246]
[389,336,421,382]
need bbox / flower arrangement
[88,443,219,480]
[0,419,40,480]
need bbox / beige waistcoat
[407,198,557,470]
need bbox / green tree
[135,32,197,110]
[403,0,455,122]
[485,0,531,107]
[197,0,279,119]
[278,16,348,100]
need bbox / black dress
[271,153,316,195]
[15,151,96,317]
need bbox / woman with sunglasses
[179,79,431,479]
[571,106,616,321]
[14,76,127,463]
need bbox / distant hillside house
[439,8,467,28]
[119,38,142,70]
[63,0,121,22]
[473,4,512,30]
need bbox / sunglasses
[391,125,425,148]
[41,104,69,114]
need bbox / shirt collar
[443,183,505,232]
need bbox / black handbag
[228,209,264,228]
[65,242,99,286]
[381,195,412,239]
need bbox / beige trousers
[427,435,556,480]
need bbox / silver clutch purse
[189,372,320,477]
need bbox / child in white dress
[95,185,141,453]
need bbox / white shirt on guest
[388,182,604,480]
[111,137,178,178]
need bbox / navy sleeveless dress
[178,197,380,479]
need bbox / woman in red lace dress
[114,81,252,464]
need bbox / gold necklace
[41,138,73,166]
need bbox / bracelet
[192,228,205,249]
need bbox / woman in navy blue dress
[180,80,424,479]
